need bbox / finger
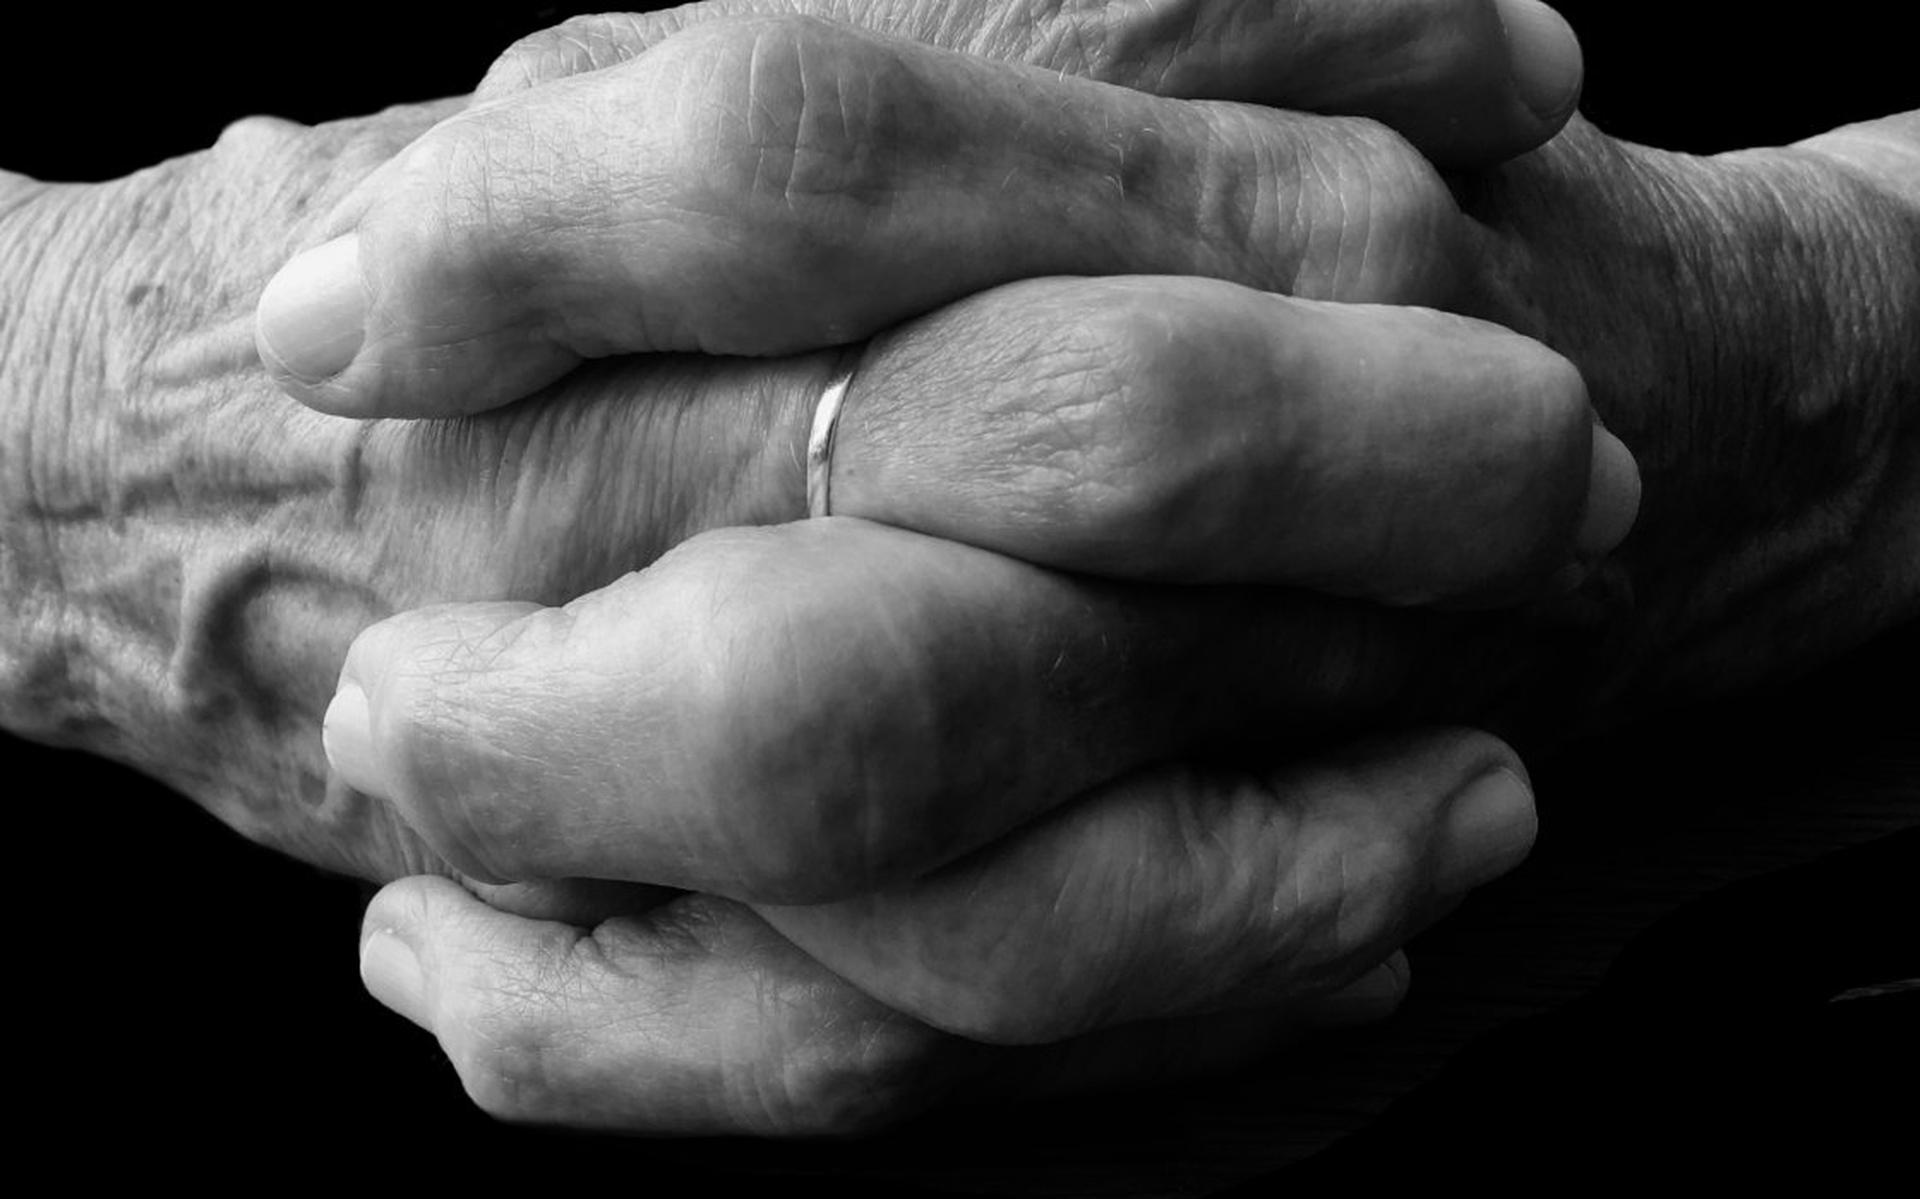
[828,276,1638,600]
[358,878,1406,1133]
[323,519,1415,902]
[475,0,1582,167]
[357,879,963,1134]
[257,16,1466,417]
[757,728,1533,1044]
[320,278,1636,621]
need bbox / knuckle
[477,24,581,98]
[647,901,944,1134]
[366,113,542,295]
[1216,108,1458,302]
[648,16,887,203]
[1018,0,1122,75]
[635,16,916,286]
[477,14,650,98]
[755,1028,938,1135]
[877,928,1076,1046]
[1011,284,1212,570]
[1320,118,1460,302]
[211,115,310,169]
[1271,758,1426,951]
[1023,0,1205,86]
[439,938,581,1123]
[650,531,880,901]
[369,607,559,879]
[453,1016,545,1121]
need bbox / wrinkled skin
[2,0,1915,1135]
[328,29,1917,1124]
[1453,118,1919,702]
[5,48,1910,880]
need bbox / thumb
[257,2,1585,421]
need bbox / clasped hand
[9,0,1910,1139]
[245,1,1629,1132]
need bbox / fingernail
[1438,766,1538,893]
[360,928,429,1029]
[1495,0,1583,122]
[1310,956,1411,1027]
[1575,425,1640,560]
[322,683,386,798]
[256,234,366,383]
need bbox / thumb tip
[257,233,367,387]
[323,682,387,799]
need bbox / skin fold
[1,0,1914,1134]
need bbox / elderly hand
[281,9,1914,702]
[276,6,1611,1132]
[0,0,1612,1137]
[254,0,1584,419]
[301,6,1915,1136]
[353,726,1536,1134]
[0,0,1608,878]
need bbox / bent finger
[758,727,1534,1043]
[258,16,1464,417]
[358,879,1408,1133]
[476,0,1581,167]
[328,276,1636,620]
[358,879,958,1134]
[324,519,1415,902]
[830,276,1638,601]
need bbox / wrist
[1,124,447,879]
[1457,121,1918,723]
[1655,139,1920,679]
[1790,112,1920,212]
[1,179,138,740]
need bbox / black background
[5,3,1915,1190]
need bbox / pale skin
[311,15,1917,1127]
[4,0,1917,1133]
[1,1,1614,1130]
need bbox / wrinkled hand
[255,0,1583,415]
[295,7,1917,1135]
[1459,112,1919,698]
[282,1,1607,1134]
[0,0,1605,878]
[357,727,1535,1133]
[280,10,1915,704]
[0,0,1610,1137]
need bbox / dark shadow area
[5,2,1913,1190]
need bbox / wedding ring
[806,348,861,518]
